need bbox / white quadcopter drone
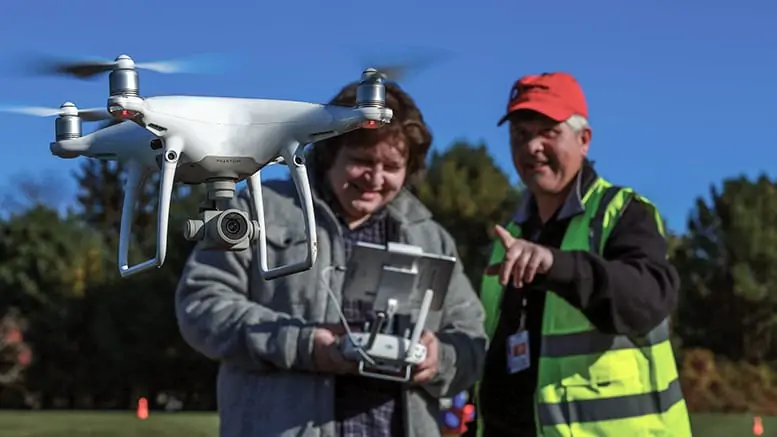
[3,54,394,280]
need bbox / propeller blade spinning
[0,102,110,121]
[13,52,240,79]
[369,65,410,83]
[357,47,452,84]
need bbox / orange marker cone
[753,415,763,436]
[136,397,149,420]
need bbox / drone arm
[117,137,180,277]
[249,142,318,280]
[174,214,317,372]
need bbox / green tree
[415,140,522,285]
[0,308,31,397]
[73,158,216,408]
[666,232,685,260]
[80,182,216,409]
[673,174,777,363]
[0,205,105,307]
[73,159,204,268]
[73,160,159,251]
[0,205,107,407]
[0,162,217,408]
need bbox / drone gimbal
[45,54,394,279]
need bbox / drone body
[104,95,389,184]
[51,96,390,184]
[26,54,395,279]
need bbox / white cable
[319,266,377,366]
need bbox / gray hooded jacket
[175,178,487,437]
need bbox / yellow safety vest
[475,176,692,437]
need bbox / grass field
[0,411,774,436]
[0,411,218,437]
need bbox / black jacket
[477,163,680,437]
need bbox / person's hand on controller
[312,324,356,374]
[411,330,439,384]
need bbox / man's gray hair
[565,114,590,132]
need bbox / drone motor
[356,68,387,109]
[109,55,139,97]
[54,102,82,141]
[355,68,388,130]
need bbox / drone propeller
[0,102,110,121]
[13,51,239,79]
[357,47,452,84]
[365,65,410,83]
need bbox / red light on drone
[361,120,381,129]
[118,109,138,119]
[109,106,140,120]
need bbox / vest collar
[513,162,599,225]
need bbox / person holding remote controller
[174,81,487,437]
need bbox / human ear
[579,128,592,157]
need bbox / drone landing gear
[182,179,260,251]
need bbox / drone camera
[182,180,261,253]
[217,210,251,244]
[183,208,258,251]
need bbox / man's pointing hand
[484,224,554,288]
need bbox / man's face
[509,111,591,196]
[326,139,408,222]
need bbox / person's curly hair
[307,81,433,186]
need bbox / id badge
[506,330,530,374]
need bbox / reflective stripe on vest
[475,177,692,437]
[537,378,684,426]
[540,317,670,357]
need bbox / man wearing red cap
[472,73,692,436]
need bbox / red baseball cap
[497,72,588,126]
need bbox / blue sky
[0,0,775,232]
